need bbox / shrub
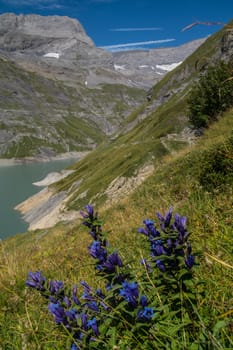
[188,60,233,128]
[197,134,233,191]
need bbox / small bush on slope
[188,60,233,128]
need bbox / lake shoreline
[0,151,90,167]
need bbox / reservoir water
[0,158,77,240]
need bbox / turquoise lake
[0,158,77,240]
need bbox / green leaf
[213,320,228,335]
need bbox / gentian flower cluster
[81,205,123,276]
[26,269,102,348]
[80,205,154,317]
[138,207,195,275]
[26,205,196,349]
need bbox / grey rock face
[0,13,94,47]
[0,13,206,157]
[0,13,115,88]
[0,13,205,89]
[113,38,207,88]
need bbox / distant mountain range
[0,13,206,89]
[0,13,206,157]
[112,38,206,88]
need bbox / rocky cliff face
[0,13,205,89]
[113,38,206,88]
[0,13,94,46]
[0,13,115,88]
[0,13,206,157]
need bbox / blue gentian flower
[157,207,172,230]
[80,280,91,294]
[26,271,46,291]
[63,296,71,307]
[48,303,68,326]
[88,240,107,263]
[80,280,96,303]
[71,343,79,350]
[102,252,123,273]
[185,255,195,269]
[155,259,166,272]
[49,280,64,295]
[72,285,80,305]
[140,295,148,307]
[66,308,78,322]
[151,239,167,256]
[166,238,173,250]
[119,281,139,307]
[137,307,155,321]
[173,213,188,241]
[85,205,94,218]
[80,205,94,219]
[138,219,160,237]
[96,288,105,299]
[86,301,99,312]
[80,313,88,331]
[87,317,99,336]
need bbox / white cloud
[100,39,175,52]
[2,0,62,9]
[110,27,162,32]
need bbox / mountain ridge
[14,19,233,230]
[0,13,206,158]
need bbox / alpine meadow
[0,15,233,350]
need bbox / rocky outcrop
[15,168,80,230]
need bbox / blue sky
[0,0,232,52]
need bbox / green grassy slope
[0,22,233,348]
[49,20,233,211]
[0,109,232,349]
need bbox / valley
[0,13,232,350]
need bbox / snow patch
[43,52,60,59]
[156,61,182,71]
[139,65,157,71]
[114,64,125,70]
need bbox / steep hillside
[0,56,145,157]
[1,108,232,349]
[16,19,233,229]
[0,13,148,157]
[0,20,233,349]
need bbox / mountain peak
[0,13,93,45]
